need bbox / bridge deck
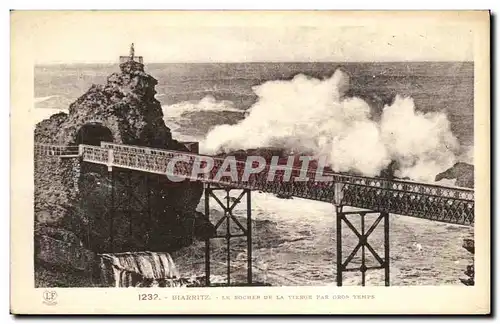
[35,142,475,226]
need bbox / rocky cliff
[34,60,215,287]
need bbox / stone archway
[75,123,113,146]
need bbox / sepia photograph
[10,10,490,314]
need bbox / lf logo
[42,290,58,306]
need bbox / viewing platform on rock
[119,56,143,64]
[119,43,143,65]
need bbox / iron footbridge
[35,142,474,286]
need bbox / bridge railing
[79,145,109,165]
[77,142,474,225]
[33,142,474,225]
[34,144,80,157]
[97,142,474,195]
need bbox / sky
[12,11,475,64]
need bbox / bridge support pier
[79,163,154,254]
[335,206,390,286]
[204,184,253,286]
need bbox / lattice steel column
[108,169,115,253]
[204,185,253,286]
[107,148,115,252]
[204,184,211,287]
[246,189,252,284]
[336,205,343,286]
[336,208,390,286]
[384,211,390,286]
[109,170,155,252]
[145,175,152,248]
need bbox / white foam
[34,95,60,104]
[202,70,463,183]
[200,190,332,223]
[31,107,68,126]
[162,95,243,119]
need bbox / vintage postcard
[10,10,490,314]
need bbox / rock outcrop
[435,162,474,188]
[34,60,215,287]
[434,162,474,286]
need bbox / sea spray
[32,108,68,126]
[163,95,243,119]
[34,95,61,104]
[99,251,180,287]
[99,251,227,287]
[162,95,244,142]
[380,95,459,180]
[202,69,461,182]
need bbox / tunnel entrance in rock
[76,123,113,146]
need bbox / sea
[33,62,475,285]
[34,62,474,148]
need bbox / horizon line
[35,60,475,66]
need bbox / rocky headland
[34,60,215,287]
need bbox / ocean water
[33,63,475,286]
[34,62,474,146]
